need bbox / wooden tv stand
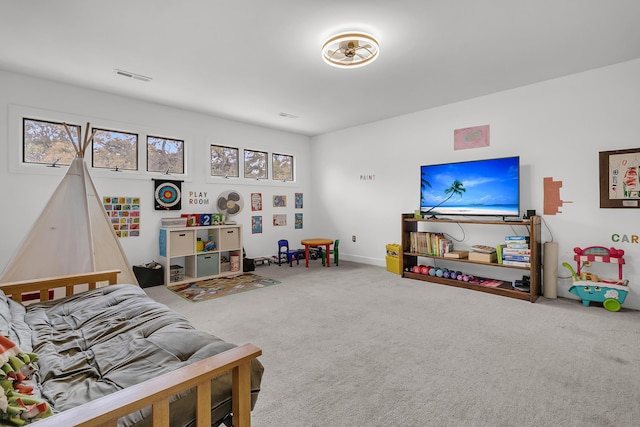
[400,213,541,302]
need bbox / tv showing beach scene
[420,156,520,217]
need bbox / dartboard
[154,180,182,210]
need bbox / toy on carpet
[565,246,629,312]
[0,335,52,425]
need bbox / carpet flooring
[146,261,640,426]
[168,273,280,302]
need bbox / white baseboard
[341,254,386,268]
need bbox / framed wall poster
[273,214,287,226]
[295,213,303,229]
[599,148,640,208]
[251,193,262,211]
[252,215,262,234]
[295,192,303,209]
[273,195,286,207]
[454,125,490,150]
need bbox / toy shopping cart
[564,246,629,312]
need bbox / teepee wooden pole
[82,129,97,156]
[79,122,92,158]
[63,123,80,155]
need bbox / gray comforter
[0,284,263,426]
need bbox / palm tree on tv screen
[420,174,432,205]
[427,179,466,213]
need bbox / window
[272,153,294,181]
[210,145,239,177]
[147,135,184,174]
[22,118,80,166]
[244,149,268,179]
[92,128,138,171]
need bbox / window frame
[243,149,269,180]
[22,117,81,166]
[10,105,191,181]
[272,152,294,182]
[147,135,185,174]
[210,144,240,178]
[91,127,139,171]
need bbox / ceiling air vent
[114,69,152,82]
[278,112,299,119]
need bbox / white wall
[0,70,313,270]
[311,59,640,309]
[3,59,640,309]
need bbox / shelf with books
[400,213,541,302]
[402,251,532,270]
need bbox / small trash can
[386,244,401,275]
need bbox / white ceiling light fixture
[321,32,379,69]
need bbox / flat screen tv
[420,156,520,218]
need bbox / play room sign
[188,190,210,205]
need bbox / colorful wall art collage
[103,196,141,237]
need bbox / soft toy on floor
[0,336,52,425]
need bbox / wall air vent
[114,69,152,82]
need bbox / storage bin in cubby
[197,253,219,277]
[219,228,240,250]
[169,230,195,256]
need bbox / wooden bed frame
[0,270,262,427]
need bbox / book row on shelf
[409,231,533,267]
[408,232,452,257]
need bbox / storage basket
[386,244,401,274]
[169,264,185,283]
[133,264,164,288]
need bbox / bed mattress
[0,284,263,426]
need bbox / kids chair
[278,239,300,267]
[321,239,340,266]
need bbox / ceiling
[2,1,640,137]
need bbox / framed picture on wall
[599,148,640,208]
[273,214,287,226]
[273,195,286,207]
[252,215,262,234]
[251,193,262,211]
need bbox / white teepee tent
[0,123,138,285]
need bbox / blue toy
[568,282,629,312]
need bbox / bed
[0,270,263,426]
